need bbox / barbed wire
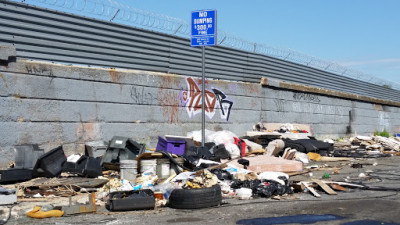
[19,0,400,90]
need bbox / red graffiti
[182,77,217,119]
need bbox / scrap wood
[300,182,321,198]
[287,170,311,177]
[288,167,342,177]
[17,197,52,202]
[320,157,352,162]
[24,189,76,197]
[195,156,241,175]
[137,152,178,160]
[245,149,266,156]
[291,183,306,192]
[311,179,337,195]
[321,181,364,188]
[328,184,347,191]
[17,177,109,191]
[308,153,352,162]
[62,193,97,215]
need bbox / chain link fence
[16,0,400,90]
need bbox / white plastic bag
[186,129,216,143]
[235,188,252,200]
[225,143,240,157]
[258,172,289,185]
[295,152,310,164]
[207,130,238,145]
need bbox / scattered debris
[62,193,97,215]
[0,125,399,221]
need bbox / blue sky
[23,0,400,85]
[128,0,400,84]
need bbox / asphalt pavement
[3,156,400,225]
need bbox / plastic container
[156,136,186,155]
[101,136,145,170]
[0,169,33,184]
[33,146,66,178]
[14,144,44,169]
[154,183,174,200]
[140,159,157,175]
[62,156,102,178]
[106,189,155,211]
[120,160,137,181]
[85,141,107,158]
[156,158,170,179]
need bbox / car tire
[168,185,222,209]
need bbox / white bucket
[120,160,137,181]
[156,158,171,178]
[140,159,157,175]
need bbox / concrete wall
[1,59,400,168]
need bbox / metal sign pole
[191,10,216,148]
[201,46,205,147]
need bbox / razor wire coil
[16,0,400,90]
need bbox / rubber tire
[168,185,222,209]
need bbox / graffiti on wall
[25,64,54,76]
[293,92,321,103]
[181,77,233,121]
[130,86,157,105]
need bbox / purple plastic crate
[156,136,186,155]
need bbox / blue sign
[191,10,216,46]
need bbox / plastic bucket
[140,159,157,175]
[156,158,171,178]
[120,160,137,181]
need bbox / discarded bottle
[154,183,174,200]
[323,173,330,179]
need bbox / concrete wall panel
[1,60,400,168]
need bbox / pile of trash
[1,124,400,220]
[333,136,400,158]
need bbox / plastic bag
[211,169,233,181]
[295,152,310,164]
[230,179,261,192]
[225,143,240,157]
[255,181,293,197]
[186,129,216,143]
[236,188,252,200]
[258,172,289,185]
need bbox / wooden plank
[301,182,321,198]
[17,177,108,188]
[329,184,347,191]
[322,181,364,188]
[312,179,337,195]
[320,156,352,162]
